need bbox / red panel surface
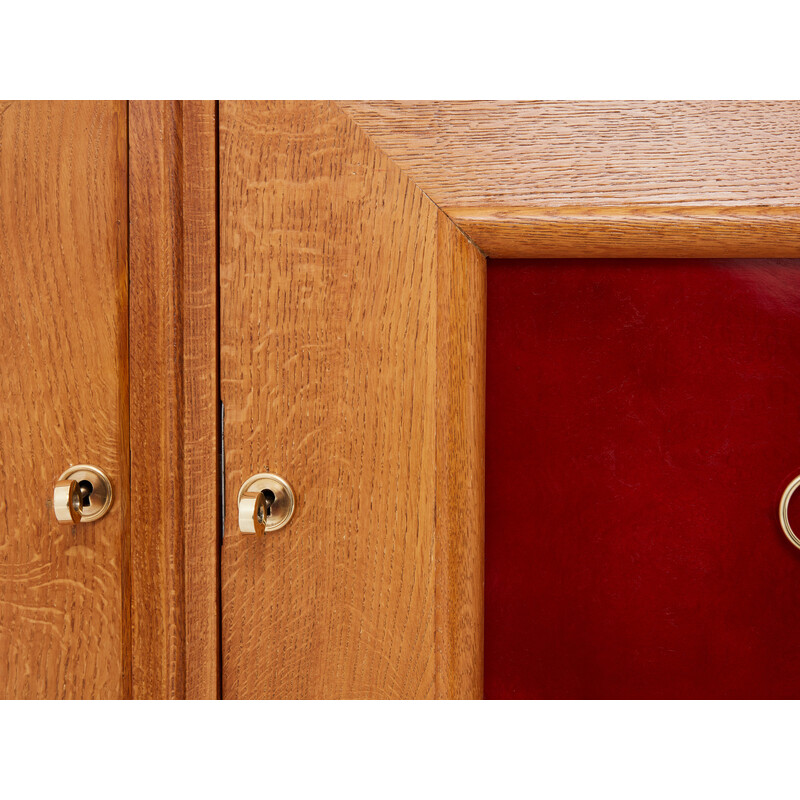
[485,259,800,699]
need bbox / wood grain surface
[0,101,129,698]
[448,205,800,259]
[180,102,220,700]
[435,215,485,699]
[338,102,800,257]
[220,101,485,698]
[129,101,219,699]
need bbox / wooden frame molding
[434,215,485,698]
[129,101,219,699]
[339,101,800,258]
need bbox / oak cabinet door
[219,101,439,699]
[0,102,129,699]
[218,102,484,699]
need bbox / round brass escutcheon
[237,473,295,534]
[56,464,113,523]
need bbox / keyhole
[78,480,94,508]
[261,489,275,517]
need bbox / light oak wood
[7,100,795,699]
[338,102,800,257]
[129,101,219,699]
[0,101,129,699]
[451,205,800,259]
[435,215,485,699]
[220,101,485,699]
[181,101,220,699]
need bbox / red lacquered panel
[486,259,800,699]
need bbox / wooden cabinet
[1,101,798,698]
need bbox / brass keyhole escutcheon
[53,465,113,524]
[238,474,295,534]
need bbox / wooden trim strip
[435,213,486,699]
[181,101,221,699]
[129,101,219,699]
[447,205,800,259]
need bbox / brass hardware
[238,473,295,534]
[779,474,800,550]
[53,465,113,524]
[53,480,84,524]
